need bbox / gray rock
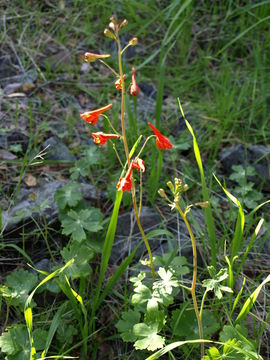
[42,136,76,161]
[111,206,206,266]
[111,206,163,264]
[219,144,270,191]
[1,179,103,233]
[2,179,65,232]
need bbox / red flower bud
[130,67,140,96]
[114,74,126,90]
[133,158,145,172]
[148,122,173,150]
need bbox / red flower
[117,162,133,192]
[148,122,173,150]
[84,52,111,63]
[115,75,126,91]
[133,158,145,172]
[80,103,112,125]
[92,132,120,146]
[130,67,140,96]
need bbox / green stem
[117,31,154,277]
[98,59,119,77]
[136,135,156,159]
[200,290,208,318]
[110,140,124,168]
[101,114,121,135]
[175,203,204,358]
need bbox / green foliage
[154,251,190,277]
[116,267,181,352]
[229,165,263,209]
[54,182,82,210]
[61,208,103,242]
[1,269,37,310]
[133,322,165,351]
[171,304,219,340]
[61,240,95,279]
[69,147,100,180]
[202,266,233,299]
[0,325,47,360]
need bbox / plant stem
[175,203,204,358]
[117,32,154,277]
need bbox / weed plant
[0,2,270,360]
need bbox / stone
[42,136,76,161]
[1,179,103,233]
[219,144,270,191]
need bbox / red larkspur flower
[133,158,145,172]
[80,103,112,125]
[92,132,120,146]
[84,52,111,63]
[115,74,126,91]
[148,122,173,150]
[130,67,140,96]
[117,162,133,192]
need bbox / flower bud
[120,19,128,28]
[110,16,117,24]
[84,52,111,63]
[167,181,175,194]
[104,28,116,40]
[129,37,138,46]
[109,22,116,32]
[158,189,166,198]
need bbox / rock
[0,130,29,152]
[1,179,103,233]
[42,136,76,161]
[111,206,163,264]
[1,179,65,232]
[219,144,270,191]
[111,206,206,266]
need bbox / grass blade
[94,190,123,309]
[236,274,270,324]
[179,99,216,267]
[213,174,244,260]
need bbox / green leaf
[61,240,95,278]
[171,305,220,340]
[54,182,82,210]
[2,269,37,310]
[154,268,179,295]
[202,346,221,360]
[133,322,165,351]
[116,309,141,342]
[0,325,30,359]
[69,158,90,180]
[202,266,233,299]
[84,146,100,166]
[61,208,103,241]
[56,323,78,345]
[154,252,189,277]
[132,283,152,306]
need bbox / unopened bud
[120,19,128,28]
[109,22,116,32]
[110,16,117,24]
[194,201,209,208]
[167,181,174,194]
[104,28,116,40]
[129,37,138,46]
[158,189,166,198]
